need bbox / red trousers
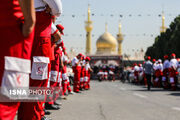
[134,71,139,83]
[73,66,81,92]
[47,81,58,104]
[0,23,34,120]
[18,11,52,120]
[80,68,85,89]
[62,80,68,95]
[48,50,60,104]
[169,68,178,90]
[54,82,61,101]
[67,81,72,92]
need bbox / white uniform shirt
[153,63,157,70]
[163,60,170,70]
[170,58,178,69]
[134,66,139,72]
[85,63,90,71]
[35,0,62,16]
[72,57,79,67]
[97,71,103,75]
[139,66,143,72]
[156,63,163,71]
[81,60,86,67]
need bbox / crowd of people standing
[131,53,179,91]
[0,0,92,120]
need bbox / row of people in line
[0,0,92,120]
[97,65,116,81]
[133,53,179,91]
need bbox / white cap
[158,59,162,63]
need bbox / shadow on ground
[168,93,180,96]
[132,89,170,92]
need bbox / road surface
[46,80,180,120]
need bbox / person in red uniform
[52,44,64,102]
[152,59,157,86]
[61,47,69,95]
[72,53,83,93]
[133,63,139,84]
[0,0,35,120]
[45,23,62,110]
[80,55,86,90]
[18,0,63,120]
[162,55,170,89]
[154,59,163,87]
[56,42,64,99]
[169,53,178,91]
[85,57,93,89]
[67,75,74,94]
[62,51,74,94]
[52,24,65,105]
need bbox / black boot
[41,116,52,120]
[44,109,51,115]
[45,103,60,110]
[54,101,62,106]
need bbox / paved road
[46,80,180,120]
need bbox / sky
[56,0,180,57]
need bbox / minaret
[117,22,123,55]
[160,11,166,33]
[85,5,93,55]
[105,22,108,32]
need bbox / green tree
[145,15,180,59]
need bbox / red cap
[171,53,176,57]
[152,59,156,62]
[86,57,91,61]
[56,24,64,35]
[164,55,168,59]
[147,56,151,60]
[78,53,83,57]
[82,55,85,60]
[133,63,137,66]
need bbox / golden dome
[96,32,117,54]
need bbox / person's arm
[88,65,93,72]
[59,54,64,70]
[89,68,93,72]
[51,23,61,43]
[75,59,80,66]
[53,31,61,42]
[18,0,36,37]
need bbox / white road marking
[133,92,147,99]
[172,107,180,111]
